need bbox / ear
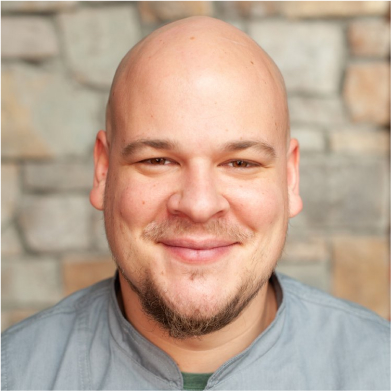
[90,130,109,211]
[286,138,303,218]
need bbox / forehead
[108,28,289,150]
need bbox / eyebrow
[121,138,276,159]
[222,140,276,159]
[122,139,178,158]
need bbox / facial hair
[118,262,272,339]
[107,217,278,339]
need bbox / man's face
[91,38,301,337]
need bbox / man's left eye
[228,160,256,168]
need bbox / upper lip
[159,238,238,250]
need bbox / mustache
[141,218,254,243]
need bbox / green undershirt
[182,372,213,390]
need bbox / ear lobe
[286,138,303,218]
[90,130,109,211]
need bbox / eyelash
[139,158,259,168]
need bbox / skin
[90,16,302,372]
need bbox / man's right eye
[140,158,170,165]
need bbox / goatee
[118,265,271,340]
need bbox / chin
[121,264,270,339]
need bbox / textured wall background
[2,1,390,330]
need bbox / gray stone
[1,164,20,228]
[18,195,91,252]
[218,1,279,19]
[138,1,214,23]
[296,155,389,231]
[1,1,77,13]
[281,236,329,263]
[58,6,142,88]
[1,17,59,60]
[291,126,325,152]
[24,161,94,191]
[2,64,102,159]
[281,1,390,18]
[91,208,110,252]
[276,261,330,293]
[2,257,62,306]
[288,96,348,126]
[249,21,345,94]
[1,223,23,257]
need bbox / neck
[119,275,277,373]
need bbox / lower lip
[161,244,236,264]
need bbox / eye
[227,160,257,168]
[141,158,171,165]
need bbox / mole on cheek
[190,36,195,40]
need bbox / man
[2,16,389,390]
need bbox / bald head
[106,16,289,145]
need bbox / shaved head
[106,16,289,145]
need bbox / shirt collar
[107,271,286,387]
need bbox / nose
[167,163,229,223]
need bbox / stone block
[343,62,390,126]
[58,6,142,88]
[91,208,110,252]
[2,257,62,306]
[1,1,77,13]
[281,236,329,263]
[18,195,91,252]
[297,155,389,231]
[138,1,213,23]
[276,261,330,293]
[2,224,23,257]
[1,64,102,159]
[348,20,390,58]
[1,164,20,228]
[291,126,325,152]
[1,17,59,60]
[24,161,94,191]
[288,96,348,125]
[62,255,116,295]
[332,236,389,319]
[218,1,279,19]
[249,21,345,94]
[281,1,390,18]
[330,128,390,155]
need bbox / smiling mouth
[159,238,238,264]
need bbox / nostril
[167,187,229,223]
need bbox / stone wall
[2,1,390,330]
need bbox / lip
[159,238,238,264]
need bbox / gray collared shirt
[2,273,390,390]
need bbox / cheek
[229,179,287,231]
[116,179,170,231]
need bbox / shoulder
[278,271,389,333]
[277,272,390,372]
[276,273,390,388]
[3,277,112,337]
[1,278,113,390]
